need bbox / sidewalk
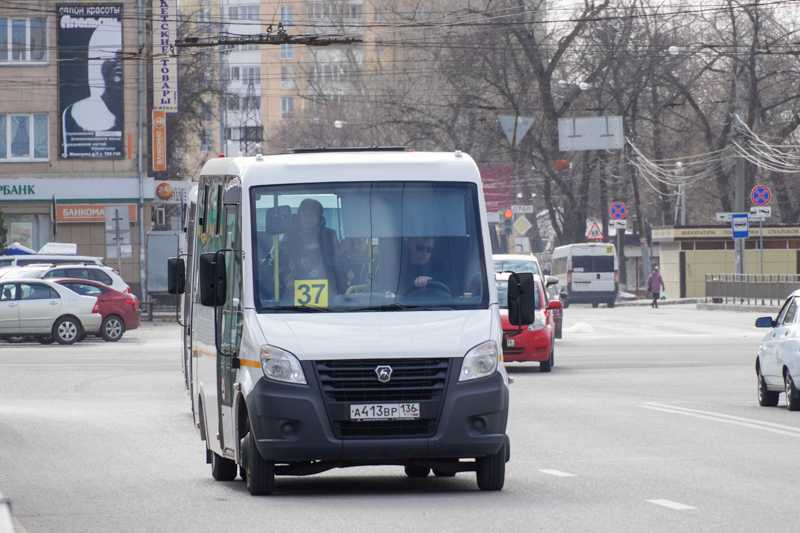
[696,302,778,313]
[616,298,701,307]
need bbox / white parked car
[755,292,800,410]
[0,278,102,345]
[0,264,133,298]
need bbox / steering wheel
[404,280,452,300]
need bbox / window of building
[227,94,240,110]
[228,66,240,81]
[240,5,260,20]
[0,113,48,161]
[0,17,47,63]
[309,2,322,20]
[280,5,293,26]
[241,65,260,84]
[243,96,260,110]
[200,129,212,152]
[228,6,238,19]
[348,3,362,19]
[281,97,295,118]
[280,44,294,60]
[281,65,294,88]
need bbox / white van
[169,149,537,495]
[551,242,618,308]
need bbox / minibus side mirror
[545,275,559,288]
[167,257,186,295]
[507,272,535,326]
[755,316,775,328]
[199,252,226,307]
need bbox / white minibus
[551,242,618,308]
[168,149,537,495]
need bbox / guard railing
[704,273,800,306]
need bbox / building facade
[0,1,155,295]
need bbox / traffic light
[503,209,513,233]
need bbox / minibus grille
[314,358,451,439]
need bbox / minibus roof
[199,151,481,186]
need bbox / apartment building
[0,1,154,294]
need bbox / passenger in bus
[282,198,341,296]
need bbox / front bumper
[246,359,508,463]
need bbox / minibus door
[217,202,243,453]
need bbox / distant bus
[551,242,618,308]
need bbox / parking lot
[1,306,798,533]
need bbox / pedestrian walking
[647,266,665,308]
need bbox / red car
[497,274,562,372]
[54,278,139,342]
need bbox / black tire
[784,371,800,412]
[404,465,430,478]
[211,451,237,481]
[555,320,563,339]
[101,315,125,342]
[592,302,599,308]
[757,368,779,407]
[476,437,507,491]
[53,316,81,345]
[607,301,615,308]
[243,431,275,495]
[433,468,456,478]
[38,336,54,345]
[561,299,569,309]
[540,346,554,373]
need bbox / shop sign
[154,180,192,204]
[0,177,155,201]
[152,110,167,172]
[57,203,138,223]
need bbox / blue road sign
[732,213,749,239]
[609,201,626,220]
[751,184,772,206]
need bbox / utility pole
[240,78,260,155]
[136,0,148,301]
[734,156,746,275]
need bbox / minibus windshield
[251,181,488,313]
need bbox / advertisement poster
[153,0,178,112]
[57,4,124,159]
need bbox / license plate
[506,337,516,348]
[350,403,420,421]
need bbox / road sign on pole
[105,205,132,272]
[610,219,627,230]
[609,201,627,220]
[586,222,603,241]
[731,213,749,239]
[513,215,533,236]
[558,116,624,151]
[498,115,534,147]
[750,184,772,206]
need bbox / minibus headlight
[259,345,307,385]
[460,340,499,382]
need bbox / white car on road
[755,291,800,410]
[0,264,133,298]
[0,278,102,345]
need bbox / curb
[695,302,777,313]
[616,298,700,307]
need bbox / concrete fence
[705,273,800,306]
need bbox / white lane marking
[646,499,696,511]
[641,402,800,438]
[538,469,576,478]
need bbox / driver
[399,237,437,294]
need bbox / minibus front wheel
[242,431,275,495]
[476,436,508,491]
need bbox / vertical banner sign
[153,0,178,112]
[152,110,167,172]
[57,4,124,159]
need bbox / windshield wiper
[345,304,456,312]
[268,305,331,313]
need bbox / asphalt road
[1,305,798,533]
